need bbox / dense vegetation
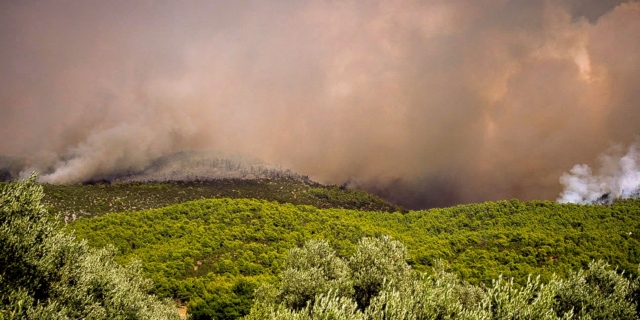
[70,196,640,319]
[0,175,179,319]
[41,178,402,219]
[249,236,640,319]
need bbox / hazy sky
[1,0,639,208]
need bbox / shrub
[277,239,353,310]
[0,174,179,319]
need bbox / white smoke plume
[558,140,640,204]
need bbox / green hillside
[40,178,403,218]
[69,197,640,319]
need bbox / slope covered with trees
[69,196,640,319]
[40,178,402,219]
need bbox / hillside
[69,197,640,319]
[40,178,403,219]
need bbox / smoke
[1,0,640,208]
[558,140,640,204]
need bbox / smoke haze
[1,0,639,208]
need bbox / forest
[2,177,640,319]
[67,188,640,319]
[41,178,402,218]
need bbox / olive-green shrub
[0,174,179,320]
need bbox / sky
[1,0,639,208]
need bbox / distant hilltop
[106,150,312,184]
[0,151,312,185]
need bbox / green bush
[0,174,179,319]
[348,236,412,310]
[278,239,353,310]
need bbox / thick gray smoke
[558,140,640,204]
[1,0,639,209]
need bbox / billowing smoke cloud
[558,140,640,204]
[1,0,639,209]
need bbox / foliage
[186,277,259,320]
[247,237,640,319]
[0,174,179,319]
[41,178,401,219]
[278,239,353,310]
[348,236,412,310]
[69,197,640,319]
